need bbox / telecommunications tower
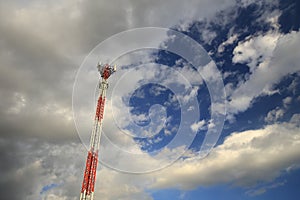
[80,63,116,200]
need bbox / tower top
[97,63,116,80]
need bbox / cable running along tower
[80,63,116,200]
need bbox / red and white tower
[80,63,116,200]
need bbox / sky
[0,0,300,199]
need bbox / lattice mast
[80,63,116,200]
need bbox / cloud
[0,0,299,200]
[232,32,280,72]
[2,113,300,200]
[94,168,153,200]
[0,0,234,143]
[0,0,236,55]
[40,183,61,195]
[228,30,300,115]
[88,113,300,198]
[0,140,85,200]
[218,34,239,53]
[290,113,300,124]
[265,107,285,123]
[245,180,286,196]
[283,96,292,108]
[151,117,300,190]
[190,120,206,132]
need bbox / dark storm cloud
[0,138,43,200]
[0,139,86,200]
[0,0,236,146]
[0,2,89,199]
[0,1,141,198]
[0,4,76,142]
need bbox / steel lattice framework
[80,63,116,200]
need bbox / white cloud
[283,96,292,108]
[218,34,239,53]
[257,8,281,30]
[190,120,206,132]
[126,0,236,29]
[228,30,300,115]
[265,107,285,123]
[290,113,300,125]
[238,0,278,8]
[72,114,300,200]
[151,119,300,190]
[201,29,217,45]
[95,168,153,200]
[232,32,280,72]
[246,181,286,196]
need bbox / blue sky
[0,0,299,199]
[115,0,300,199]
